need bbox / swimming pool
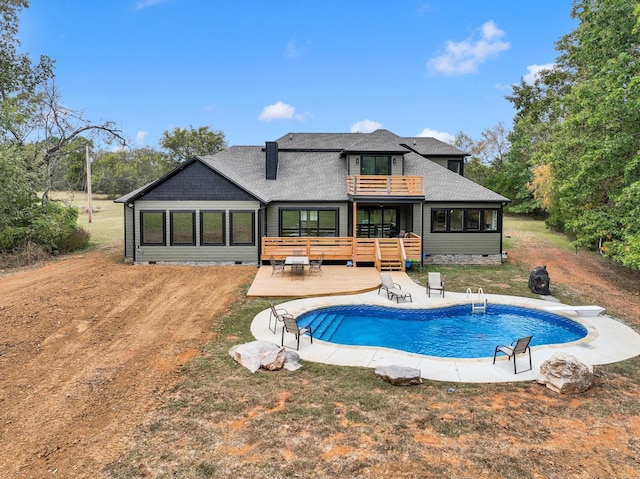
[297,304,588,358]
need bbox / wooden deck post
[352,201,357,266]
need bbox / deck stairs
[376,238,404,271]
[467,287,487,312]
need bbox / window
[447,160,464,176]
[280,209,338,237]
[466,210,481,231]
[484,210,498,231]
[356,207,398,238]
[230,210,255,245]
[200,210,225,245]
[431,209,500,233]
[170,211,195,245]
[450,210,464,231]
[140,211,166,245]
[360,155,390,175]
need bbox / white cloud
[285,39,311,58]
[136,130,149,146]
[523,63,555,84]
[259,101,308,122]
[350,119,383,133]
[134,0,167,11]
[417,128,455,144]
[427,20,510,75]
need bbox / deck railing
[346,175,423,196]
[261,235,422,269]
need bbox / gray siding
[266,202,350,236]
[347,154,403,175]
[124,205,134,260]
[133,200,260,263]
[428,156,462,170]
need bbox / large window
[170,211,195,245]
[230,210,255,245]
[280,209,338,237]
[140,211,166,245]
[360,155,391,175]
[356,207,398,238]
[200,210,225,245]
[431,208,500,233]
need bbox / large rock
[537,352,594,394]
[229,340,301,373]
[375,365,423,386]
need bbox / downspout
[420,201,425,270]
[258,204,267,265]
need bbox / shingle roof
[200,140,508,204]
[119,129,507,204]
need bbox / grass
[38,203,635,477]
[49,191,123,250]
[99,216,640,478]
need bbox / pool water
[297,304,588,358]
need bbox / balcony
[346,175,424,199]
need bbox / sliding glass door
[356,207,398,238]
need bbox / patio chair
[308,253,324,275]
[493,336,533,374]
[268,301,293,334]
[426,272,445,297]
[269,256,285,276]
[281,315,313,350]
[378,272,400,296]
[378,272,412,303]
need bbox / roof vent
[265,141,278,180]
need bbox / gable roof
[117,129,507,205]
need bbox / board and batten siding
[265,202,350,237]
[123,205,135,260]
[422,203,503,256]
[133,200,260,263]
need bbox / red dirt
[505,227,640,322]
[0,227,639,478]
[0,251,255,478]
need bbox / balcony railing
[346,175,423,197]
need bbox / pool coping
[250,274,640,383]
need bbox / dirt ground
[0,250,256,478]
[505,228,640,322]
[0,231,639,478]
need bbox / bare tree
[25,83,127,202]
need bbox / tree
[92,148,173,198]
[160,125,226,164]
[26,83,126,202]
[545,0,640,256]
[453,131,492,186]
[0,0,54,143]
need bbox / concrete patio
[250,271,640,383]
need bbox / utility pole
[86,144,93,223]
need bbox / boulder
[375,365,423,386]
[229,340,301,373]
[537,352,594,394]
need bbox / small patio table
[285,256,309,280]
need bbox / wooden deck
[246,264,382,298]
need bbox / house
[115,129,509,269]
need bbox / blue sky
[21,1,576,149]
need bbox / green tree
[160,125,226,164]
[544,0,640,260]
[0,0,54,143]
[92,148,173,198]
